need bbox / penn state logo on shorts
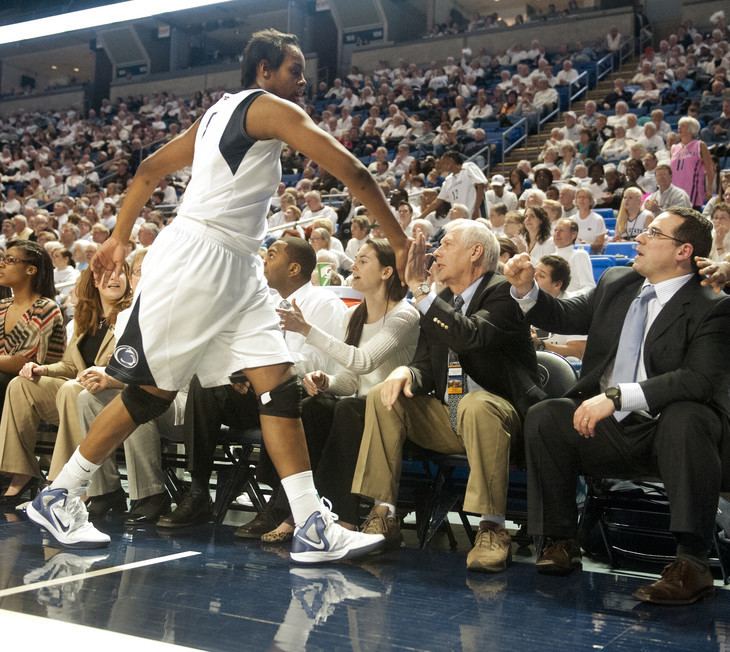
[114,345,139,369]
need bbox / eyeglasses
[0,254,33,265]
[641,227,686,244]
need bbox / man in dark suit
[351,219,544,573]
[505,207,730,605]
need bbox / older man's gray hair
[444,219,500,272]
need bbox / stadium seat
[604,241,637,258]
[590,255,616,282]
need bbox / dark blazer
[526,266,730,487]
[409,271,545,422]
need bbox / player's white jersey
[177,89,283,253]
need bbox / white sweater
[305,299,420,397]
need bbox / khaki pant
[78,388,167,500]
[0,376,84,479]
[351,385,520,516]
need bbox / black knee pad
[257,376,304,419]
[121,385,174,425]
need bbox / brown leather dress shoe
[632,559,715,605]
[535,538,582,575]
[361,510,402,549]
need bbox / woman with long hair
[0,266,131,505]
[0,241,65,420]
[261,238,419,540]
[614,187,654,241]
[559,142,578,180]
[508,167,528,198]
[709,202,730,262]
[524,206,555,262]
[51,246,79,304]
[72,248,171,522]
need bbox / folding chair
[417,351,579,549]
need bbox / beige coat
[0,327,115,479]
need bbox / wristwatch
[605,386,622,411]
[412,282,431,300]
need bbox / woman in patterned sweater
[0,241,65,417]
[0,266,130,506]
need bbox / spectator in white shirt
[486,174,518,212]
[606,26,622,52]
[638,121,666,155]
[301,190,339,232]
[600,125,634,162]
[532,255,587,359]
[395,202,415,236]
[551,217,596,295]
[560,112,582,143]
[607,101,630,128]
[650,108,672,140]
[556,60,579,85]
[642,163,692,216]
[574,187,607,252]
[533,77,559,114]
[624,113,644,141]
[345,215,371,260]
[578,100,598,130]
[632,60,654,85]
[325,78,345,100]
[389,143,414,178]
[381,114,410,145]
[339,88,360,110]
[1,188,22,215]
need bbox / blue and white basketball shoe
[290,499,385,564]
[26,487,110,549]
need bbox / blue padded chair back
[604,241,637,258]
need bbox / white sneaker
[26,487,110,549]
[23,551,109,607]
[290,499,385,564]
[289,567,383,626]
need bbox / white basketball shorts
[107,217,291,390]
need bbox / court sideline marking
[0,550,201,598]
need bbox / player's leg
[243,362,385,563]
[26,385,175,549]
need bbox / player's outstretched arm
[246,95,409,274]
[93,119,200,286]
[112,119,200,243]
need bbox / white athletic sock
[374,500,396,517]
[50,447,100,492]
[480,514,505,528]
[281,471,321,527]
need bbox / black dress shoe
[124,492,171,525]
[156,492,212,529]
[0,478,39,508]
[87,487,128,521]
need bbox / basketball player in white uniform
[28,29,408,563]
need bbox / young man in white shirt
[486,174,518,212]
[419,151,487,222]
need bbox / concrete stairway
[490,57,639,176]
